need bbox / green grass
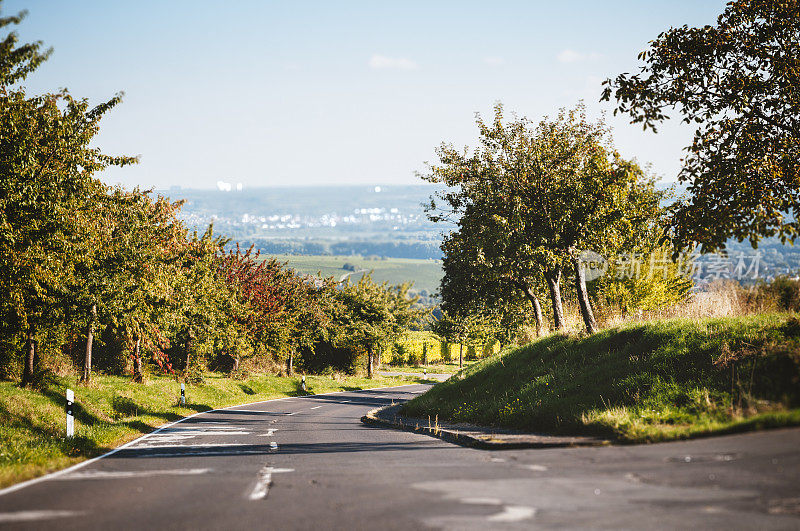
[402,314,800,443]
[272,254,443,294]
[0,372,421,488]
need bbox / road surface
[0,384,798,529]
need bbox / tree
[102,189,185,382]
[0,91,136,385]
[0,3,51,89]
[336,275,422,378]
[602,0,800,251]
[0,3,136,385]
[432,310,486,369]
[425,103,662,334]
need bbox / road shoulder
[362,404,609,449]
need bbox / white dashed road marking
[259,429,278,437]
[0,510,85,523]
[248,466,294,500]
[521,464,548,471]
[487,505,537,522]
[310,406,322,410]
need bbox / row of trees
[0,5,423,386]
[427,0,797,339]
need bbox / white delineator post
[180,383,186,405]
[301,375,306,392]
[65,388,74,438]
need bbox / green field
[272,254,443,295]
[402,314,800,443]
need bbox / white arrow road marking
[0,511,85,523]
[486,505,537,522]
[248,466,294,500]
[55,469,211,480]
[259,429,278,437]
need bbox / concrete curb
[361,404,611,450]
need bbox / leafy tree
[104,189,185,382]
[0,3,51,89]
[0,2,136,384]
[602,0,800,251]
[432,310,486,368]
[336,275,422,377]
[0,91,136,385]
[168,227,233,381]
[425,103,664,334]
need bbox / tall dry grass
[596,279,798,330]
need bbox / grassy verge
[402,314,800,443]
[0,372,421,488]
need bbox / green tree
[0,3,136,384]
[336,275,422,378]
[602,0,800,251]
[425,103,664,334]
[0,91,136,385]
[104,189,185,382]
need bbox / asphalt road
[0,384,799,530]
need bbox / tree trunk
[81,304,97,384]
[132,335,144,383]
[545,268,565,331]
[367,348,374,379]
[21,327,36,387]
[520,284,544,336]
[184,329,193,375]
[459,342,463,369]
[232,355,240,373]
[422,343,428,366]
[574,257,598,334]
[287,352,293,376]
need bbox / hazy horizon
[7,0,726,190]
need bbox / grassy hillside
[0,372,420,488]
[273,254,443,294]
[402,314,800,442]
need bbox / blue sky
[6,1,727,189]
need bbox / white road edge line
[0,384,422,497]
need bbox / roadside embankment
[401,314,800,443]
